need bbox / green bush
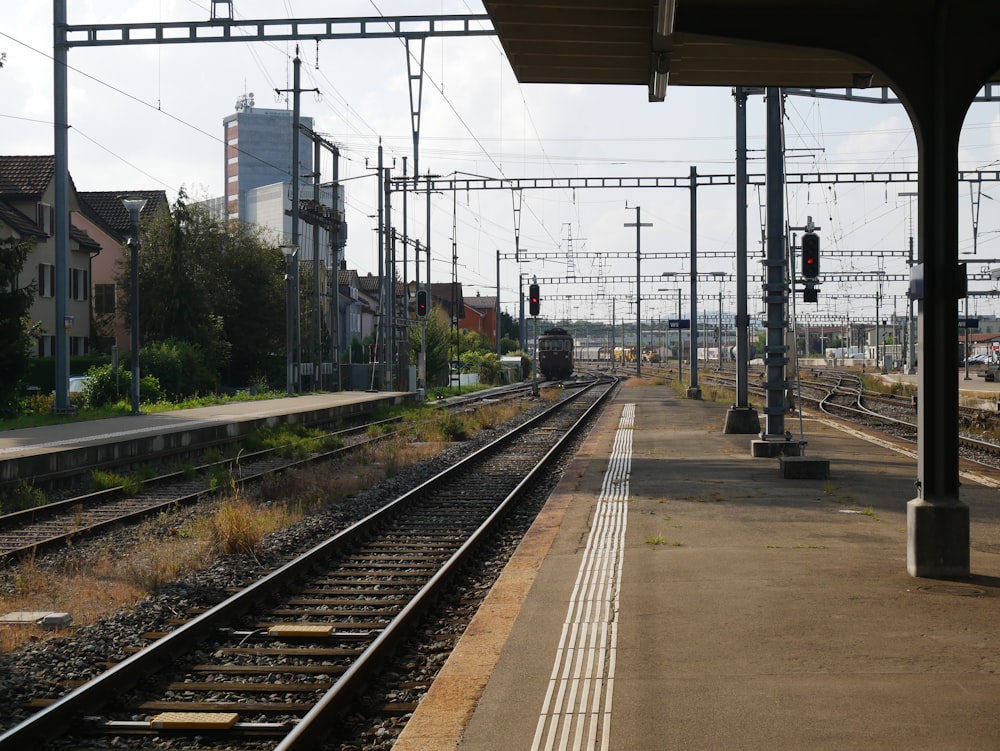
[83,364,164,408]
[141,339,216,399]
[462,351,501,384]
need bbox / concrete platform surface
[395,380,1000,751]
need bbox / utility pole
[625,205,651,376]
[275,49,317,393]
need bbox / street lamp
[120,196,146,415]
[280,244,299,397]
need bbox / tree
[499,310,518,341]
[408,304,451,386]
[0,238,36,415]
[122,190,285,390]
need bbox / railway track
[0,377,616,750]
[0,383,548,562]
[641,362,1000,468]
[0,419,389,561]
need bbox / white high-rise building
[223,95,313,222]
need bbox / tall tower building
[223,94,313,221]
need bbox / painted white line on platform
[531,403,632,751]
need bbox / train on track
[538,327,574,379]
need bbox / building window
[70,268,89,301]
[69,336,89,356]
[37,203,53,235]
[94,283,116,315]
[38,263,55,298]
[37,335,54,357]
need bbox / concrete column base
[779,455,830,479]
[907,498,970,578]
[751,440,800,458]
[724,406,760,434]
[686,386,702,400]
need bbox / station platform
[394,380,1000,751]
[0,391,412,486]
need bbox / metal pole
[384,165,393,390]
[718,283,723,369]
[331,147,342,391]
[120,197,147,414]
[677,291,683,383]
[376,143,384,389]
[422,172,430,390]
[53,0,71,412]
[496,250,502,358]
[415,239,423,393]
[964,293,971,380]
[128,212,141,414]
[519,274,526,352]
[763,87,787,440]
[688,166,701,398]
[285,250,295,396]
[624,206,651,376]
[734,86,751,407]
[312,137,321,389]
[290,51,302,393]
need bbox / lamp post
[280,245,299,397]
[120,196,146,415]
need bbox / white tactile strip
[531,403,633,751]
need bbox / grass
[0,394,536,655]
[822,481,857,506]
[645,534,682,547]
[240,424,344,460]
[0,481,47,515]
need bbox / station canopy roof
[482,0,1000,94]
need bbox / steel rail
[0,386,539,561]
[275,377,617,750]
[0,378,615,750]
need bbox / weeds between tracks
[0,397,532,654]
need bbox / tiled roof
[0,199,45,238]
[466,294,498,310]
[358,273,381,293]
[0,155,56,196]
[338,268,359,286]
[70,224,100,251]
[430,281,463,305]
[78,190,167,240]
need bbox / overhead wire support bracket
[63,13,496,48]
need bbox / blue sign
[960,318,980,329]
[668,319,691,330]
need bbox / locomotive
[537,327,574,379]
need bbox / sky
[4,1,1000,329]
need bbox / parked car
[68,376,91,393]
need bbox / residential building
[464,292,499,347]
[0,155,98,357]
